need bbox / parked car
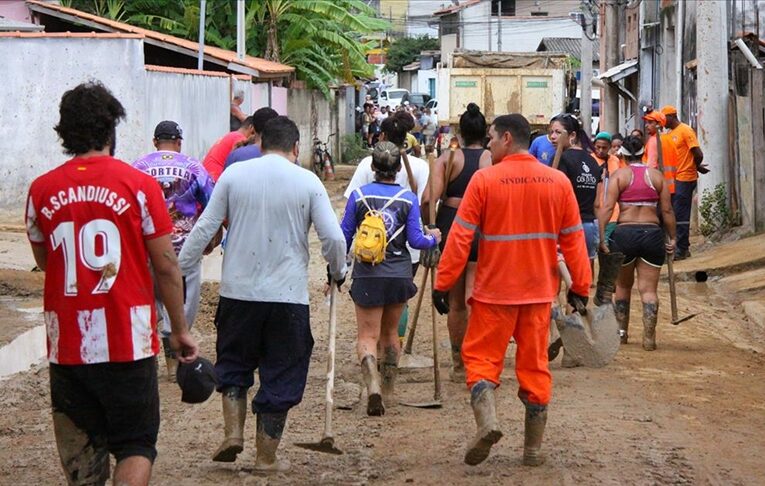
[378,89,409,109]
[402,92,431,109]
[424,98,438,111]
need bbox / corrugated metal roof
[537,37,600,63]
[26,0,294,77]
[0,16,44,32]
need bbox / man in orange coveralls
[432,114,591,467]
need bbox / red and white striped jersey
[26,155,173,365]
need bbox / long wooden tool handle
[427,151,441,400]
[655,133,679,322]
[400,148,417,196]
[324,283,338,438]
[430,267,442,400]
[404,269,429,354]
[666,253,679,322]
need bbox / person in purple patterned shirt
[133,120,215,380]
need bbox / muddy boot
[464,380,503,466]
[361,355,384,416]
[642,302,658,351]
[254,412,290,473]
[381,346,399,408]
[449,345,466,383]
[161,336,178,382]
[594,251,625,306]
[614,299,630,344]
[522,404,548,466]
[212,387,247,462]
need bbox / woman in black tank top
[423,103,492,382]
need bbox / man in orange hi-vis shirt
[432,114,591,467]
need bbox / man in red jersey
[203,116,256,181]
[25,82,198,486]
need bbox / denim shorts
[582,220,599,259]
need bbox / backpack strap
[383,189,411,247]
[355,188,373,213]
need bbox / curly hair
[54,81,126,156]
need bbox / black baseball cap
[177,356,217,404]
[154,120,183,140]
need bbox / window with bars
[492,0,516,17]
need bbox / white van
[379,89,409,109]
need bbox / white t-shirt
[344,155,430,264]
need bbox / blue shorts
[582,220,599,259]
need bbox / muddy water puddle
[0,297,46,380]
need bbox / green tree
[61,0,388,97]
[384,35,439,73]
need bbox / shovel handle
[324,282,338,440]
[430,267,442,401]
[404,269,429,354]
[666,249,679,322]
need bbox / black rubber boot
[380,346,399,408]
[594,251,625,306]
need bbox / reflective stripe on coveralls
[435,153,592,404]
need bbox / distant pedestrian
[230,89,247,131]
[132,120,215,381]
[25,81,198,486]
[550,114,602,270]
[223,107,279,170]
[609,133,624,156]
[427,102,492,382]
[661,105,708,260]
[202,116,255,182]
[529,120,556,166]
[592,131,624,243]
[598,136,676,350]
[179,116,346,472]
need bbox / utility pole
[236,0,245,61]
[581,18,593,138]
[603,0,619,133]
[696,0,729,197]
[497,1,502,51]
[197,0,206,70]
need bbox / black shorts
[436,205,479,262]
[215,297,313,413]
[350,277,418,307]
[609,224,666,267]
[49,357,159,478]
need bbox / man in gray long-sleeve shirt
[179,116,347,473]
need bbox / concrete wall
[416,69,438,98]
[515,0,575,17]
[0,37,146,215]
[145,70,230,161]
[287,89,335,169]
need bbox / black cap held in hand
[177,356,217,404]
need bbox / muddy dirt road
[1,166,764,485]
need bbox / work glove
[326,264,346,292]
[432,289,450,315]
[567,290,589,316]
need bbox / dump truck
[437,51,574,132]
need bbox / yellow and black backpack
[353,188,407,264]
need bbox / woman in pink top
[598,136,676,352]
